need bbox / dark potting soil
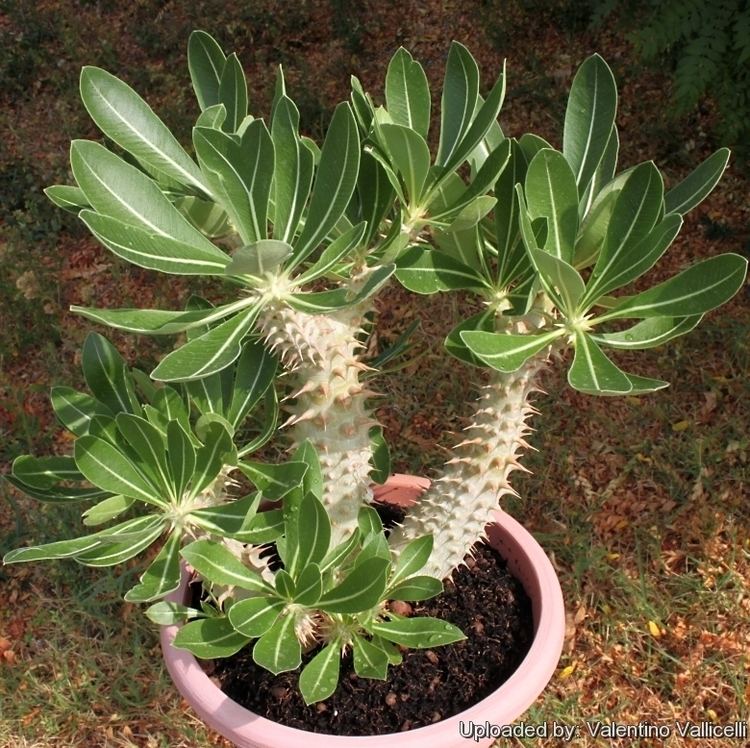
[210,509,534,737]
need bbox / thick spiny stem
[389,356,546,580]
[257,297,377,544]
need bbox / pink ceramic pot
[161,474,565,748]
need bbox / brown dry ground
[0,1,748,746]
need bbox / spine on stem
[389,356,545,580]
[257,299,378,544]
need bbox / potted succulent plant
[3,28,746,747]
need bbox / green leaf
[50,386,114,436]
[71,298,253,336]
[44,184,90,212]
[188,492,261,537]
[193,122,274,244]
[75,529,166,568]
[230,509,284,544]
[287,264,395,312]
[292,103,360,267]
[218,53,248,133]
[378,124,430,204]
[180,539,267,592]
[587,213,683,308]
[12,455,83,490]
[125,531,182,602]
[293,563,323,605]
[4,476,108,504]
[82,494,135,526]
[166,420,196,501]
[390,535,434,586]
[395,247,489,294]
[295,222,367,285]
[115,413,173,499]
[444,310,495,366]
[227,339,277,429]
[358,506,384,537]
[460,329,564,373]
[385,47,431,139]
[152,387,191,434]
[319,529,362,574]
[579,124,619,219]
[228,597,285,638]
[81,333,138,416]
[299,642,341,705]
[287,495,331,576]
[525,148,579,261]
[74,435,165,506]
[145,601,202,626]
[189,421,235,498]
[437,138,511,222]
[568,332,632,394]
[271,96,314,244]
[665,148,730,216]
[79,67,209,194]
[591,315,702,350]
[441,64,506,175]
[79,211,229,277]
[188,31,227,111]
[563,54,618,194]
[445,195,496,233]
[369,617,466,648]
[352,634,390,680]
[528,248,586,315]
[252,615,301,674]
[151,306,258,382]
[176,194,230,237]
[583,162,664,304]
[3,515,164,564]
[237,461,308,501]
[519,133,552,163]
[436,42,479,167]
[274,569,295,599]
[388,576,443,601]
[573,178,622,269]
[317,557,390,613]
[290,440,323,500]
[599,254,748,321]
[173,617,250,659]
[225,240,292,277]
[370,426,390,485]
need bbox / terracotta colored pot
[161,474,565,748]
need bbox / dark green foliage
[594,0,750,159]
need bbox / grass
[1,0,749,746]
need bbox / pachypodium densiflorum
[4,30,746,706]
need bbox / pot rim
[160,473,565,747]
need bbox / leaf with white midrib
[173,617,250,659]
[252,615,301,675]
[180,539,266,591]
[124,531,181,602]
[292,103,360,266]
[80,67,210,194]
[598,254,748,321]
[151,306,259,382]
[72,140,227,258]
[71,297,254,336]
[74,434,165,507]
[317,557,389,613]
[299,641,341,705]
[665,148,730,216]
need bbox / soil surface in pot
[210,505,533,736]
